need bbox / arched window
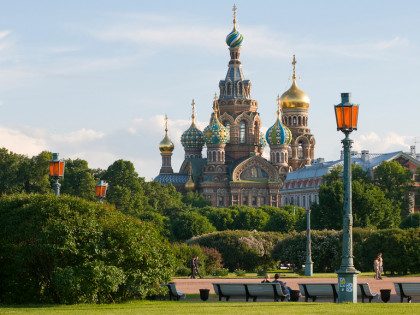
[298,116,301,125]
[224,122,230,143]
[238,82,243,95]
[240,121,246,143]
[288,116,292,126]
[293,116,297,125]
[227,82,232,95]
[217,151,221,161]
[276,152,280,163]
[212,151,216,161]
[298,141,303,158]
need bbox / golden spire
[164,113,168,135]
[292,54,297,80]
[276,94,281,120]
[233,4,237,27]
[213,92,219,118]
[191,99,195,124]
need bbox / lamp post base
[336,268,359,303]
[305,261,313,276]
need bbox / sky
[0,0,419,180]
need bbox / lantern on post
[49,153,65,196]
[334,93,360,303]
[95,180,108,203]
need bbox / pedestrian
[194,256,203,279]
[188,257,196,279]
[373,256,380,280]
[261,273,271,283]
[377,253,383,280]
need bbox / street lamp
[305,207,313,276]
[334,92,360,303]
[95,180,108,203]
[49,153,65,196]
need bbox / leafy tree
[201,206,238,231]
[171,211,216,241]
[264,210,296,233]
[374,160,414,215]
[0,148,28,194]
[400,212,420,229]
[102,160,147,215]
[232,207,270,231]
[138,211,171,238]
[182,191,212,208]
[0,193,175,304]
[24,151,52,194]
[61,158,97,201]
[142,181,183,212]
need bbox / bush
[189,230,284,271]
[201,247,223,274]
[171,243,206,276]
[234,269,246,276]
[400,212,420,229]
[0,193,175,304]
[214,268,229,277]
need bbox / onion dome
[225,5,243,48]
[159,114,175,153]
[260,132,267,149]
[280,55,310,110]
[181,100,204,149]
[204,94,229,145]
[266,96,292,146]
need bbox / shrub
[0,193,175,304]
[234,269,246,276]
[214,268,229,277]
[400,212,420,229]
[232,207,270,231]
[189,230,284,271]
[171,243,206,276]
[201,247,223,274]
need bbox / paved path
[173,277,420,303]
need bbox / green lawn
[0,301,418,315]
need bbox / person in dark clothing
[188,257,196,279]
[194,256,203,278]
[261,273,271,283]
[272,273,291,299]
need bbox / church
[154,7,316,208]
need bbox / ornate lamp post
[334,93,360,303]
[49,153,65,196]
[305,207,313,276]
[95,180,108,203]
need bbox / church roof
[154,173,189,185]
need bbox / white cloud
[353,131,413,153]
[0,100,3,106]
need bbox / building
[154,7,315,207]
[282,148,420,213]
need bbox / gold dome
[280,79,310,110]
[159,134,174,153]
[185,176,195,191]
[159,114,174,153]
[280,55,310,110]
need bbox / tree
[201,206,238,231]
[264,210,296,233]
[182,191,212,208]
[0,193,175,304]
[0,148,28,194]
[374,160,414,215]
[24,151,52,194]
[141,181,184,213]
[171,211,216,241]
[102,160,147,215]
[61,158,97,201]
[232,207,270,231]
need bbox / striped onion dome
[226,24,243,48]
[266,119,292,146]
[204,116,229,145]
[181,122,204,149]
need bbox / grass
[0,300,418,315]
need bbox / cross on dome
[292,55,297,80]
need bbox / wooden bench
[161,283,185,301]
[213,283,289,302]
[394,282,420,303]
[298,283,338,302]
[357,283,378,303]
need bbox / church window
[227,82,232,95]
[276,152,280,163]
[293,116,297,125]
[271,195,277,207]
[212,151,216,161]
[298,116,301,125]
[232,195,238,206]
[288,116,292,126]
[260,197,265,205]
[240,121,246,143]
[218,196,224,207]
[242,196,248,205]
[252,196,257,206]
[238,82,243,95]
[217,151,221,162]
[298,141,303,158]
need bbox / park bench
[298,283,338,302]
[357,283,378,303]
[212,283,289,302]
[161,283,186,301]
[394,282,420,303]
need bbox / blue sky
[0,0,419,180]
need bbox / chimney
[361,150,369,162]
[410,145,416,158]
